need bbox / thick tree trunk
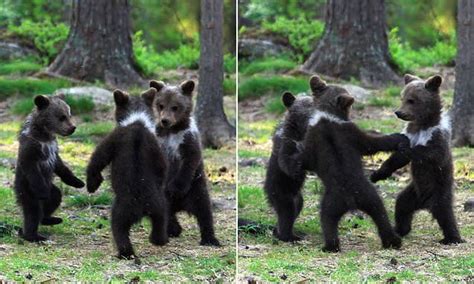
[302,0,399,87]
[196,0,235,148]
[47,0,143,88]
[452,0,474,146]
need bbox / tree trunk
[47,0,143,88]
[196,0,235,148]
[302,0,399,87]
[452,0,474,146]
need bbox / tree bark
[196,0,235,148]
[302,0,399,87]
[452,0,474,146]
[47,0,143,88]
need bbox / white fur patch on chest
[308,110,345,126]
[157,118,199,159]
[40,140,58,169]
[402,113,451,147]
[119,112,156,134]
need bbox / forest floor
[0,69,237,282]
[237,66,474,282]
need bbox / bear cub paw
[41,216,63,226]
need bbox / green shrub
[240,57,297,75]
[239,75,308,100]
[389,27,456,73]
[8,19,69,63]
[224,54,237,74]
[11,95,94,116]
[0,78,71,100]
[0,59,42,75]
[262,16,324,60]
[224,78,236,96]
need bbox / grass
[240,57,297,75]
[11,95,95,115]
[238,75,308,100]
[0,107,236,281]
[0,59,43,76]
[0,78,71,100]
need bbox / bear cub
[86,88,169,259]
[371,74,464,245]
[264,92,314,242]
[15,94,84,242]
[300,75,408,252]
[149,80,220,246]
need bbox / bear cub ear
[149,80,166,92]
[34,95,50,110]
[425,75,442,92]
[282,92,296,108]
[180,80,195,96]
[404,74,421,85]
[309,75,327,94]
[113,89,129,106]
[141,88,157,106]
[336,94,355,109]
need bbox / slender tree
[47,0,142,88]
[302,0,399,87]
[196,0,235,148]
[452,0,474,146]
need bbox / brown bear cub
[86,88,169,259]
[149,80,220,246]
[264,92,314,242]
[300,75,408,252]
[14,94,84,242]
[371,74,464,245]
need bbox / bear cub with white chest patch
[149,80,220,246]
[371,74,464,245]
[300,76,409,252]
[264,91,314,242]
[86,88,169,259]
[15,94,84,242]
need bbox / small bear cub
[301,75,408,252]
[15,94,84,242]
[149,79,220,246]
[264,92,314,242]
[371,74,464,245]
[86,88,169,259]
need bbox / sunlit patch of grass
[71,122,114,140]
[355,118,404,134]
[11,95,95,116]
[239,75,308,100]
[240,57,297,75]
[0,59,43,76]
[238,120,277,144]
[65,191,113,208]
[0,78,71,100]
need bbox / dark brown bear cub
[86,88,169,259]
[264,92,314,242]
[301,75,408,252]
[149,80,220,246]
[15,94,84,242]
[371,74,464,245]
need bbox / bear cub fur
[264,92,314,242]
[300,75,408,252]
[86,88,169,258]
[15,94,84,242]
[371,74,464,245]
[149,80,220,246]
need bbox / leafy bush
[224,78,236,96]
[0,59,42,75]
[389,28,456,73]
[0,78,71,100]
[240,57,297,75]
[11,95,94,115]
[8,19,69,63]
[239,75,308,100]
[224,54,237,74]
[262,16,324,60]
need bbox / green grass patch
[355,118,403,134]
[224,77,236,96]
[367,95,398,108]
[0,78,71,100]
[240,57,297,75]
[65,192,113,208]
[0,59,43,75]
[11,95,95,115]
[238,75,308,100]
[71,122,114,139]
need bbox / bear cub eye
[171,106,179,112]
[158,104,164,110]
[407,99,415,104]
[59,115,67,122]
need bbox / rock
[0,41,38,61]
[212,198,235,211]
[238,158,267,168]
[464,198,474,212]
[239,38,291,60]
[0,158,16,169]
[53,87,113,106]
[336,84,373,102]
